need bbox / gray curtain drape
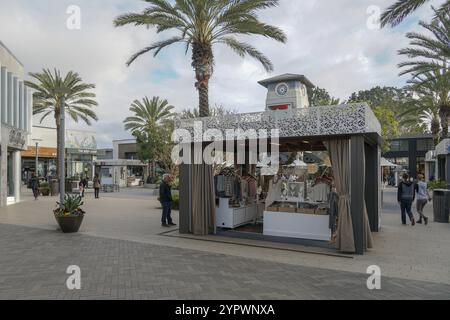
[324,139,355,253]
[191,145,216,235]
[362,146,374,250]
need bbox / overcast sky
[0,0,442,148]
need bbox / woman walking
[93,173,101,199]
[30,173,40,200]
[415,174,431,225]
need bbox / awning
[381,157,399,167]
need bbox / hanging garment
[312,182,330,202]
[328,191,339,232]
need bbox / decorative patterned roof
[176,103,381,143]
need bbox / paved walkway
[0,223,449,300]
[0,187,449,299]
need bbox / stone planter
[55,215,84,233]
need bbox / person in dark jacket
[29,173,40,200]
[397,173,416,226]
[159,174,176,227]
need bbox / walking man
[415,174,430,225]
[397,173,416,226]
[30,173,40,200]
[159,174,176,228]
[93,173,101,199]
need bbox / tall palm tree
[398,9,450,77]
[123,96,174,134]
[25,69,98,176]
[114,0,286,117]
[381,0,449,27]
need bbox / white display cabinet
[263,211,331,241]
[216,198,258,229]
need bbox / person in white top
[415,174,431,225]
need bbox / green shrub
[54,194,85,216]
[171,194,180,210]
[428,180,447,190]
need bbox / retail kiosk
[177,74,382,255]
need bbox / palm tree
[25,69,98,176]
[398,9,450,77]
[123,96,174,134]
[381,0,449,27]
[114,0,286,117]
[124,96,174,178]
[419,108,441,143]
[407,68,450,139]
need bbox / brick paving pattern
[0,223,449,300]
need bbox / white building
[0,41,32,206]
[95,139,147,188]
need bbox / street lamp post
[32,138,43,177]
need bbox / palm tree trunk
[55,112,61,178]
[439,108,449,140]
[192,43,213,118]
[198,83,209,117]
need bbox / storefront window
[390,140,409,152]
[417,139,434,151]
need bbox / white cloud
[0,0,442,147]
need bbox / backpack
[401,183,414,201]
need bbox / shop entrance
[212,138,337,247]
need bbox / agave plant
[55,194,85,216]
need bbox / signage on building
[66,148,97,155]
[8,128,26,150]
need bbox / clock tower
[258,74,314,111]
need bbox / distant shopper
[79,176,88,198]
[93,174,101,199]
[415,174,431,225]
[159,174,176,228]
[30,173,40,200]
[397,173,416,226]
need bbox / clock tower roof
[258,73,314,88]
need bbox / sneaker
[411,219,416,226]
[424,217,429,226]
[161,223,170,228]
[168,223,177,227]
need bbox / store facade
[0,41,32,207]
[94,139,147,188]
[21,126,97,182]
[176,74,382,255]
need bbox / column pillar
[13,150,21,203]
[350,136,365,255]
[0,135,6,207]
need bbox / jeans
[161,202,173,225]
[32,188,39,199]
[94,188,100,198]
[416,199,428,220]
[400,200,414,224]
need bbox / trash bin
[50,179,59,196]
[433,189,450,223]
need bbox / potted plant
[54,194,86,233]
[39,182,51,196]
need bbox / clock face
[276,83,288,96]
